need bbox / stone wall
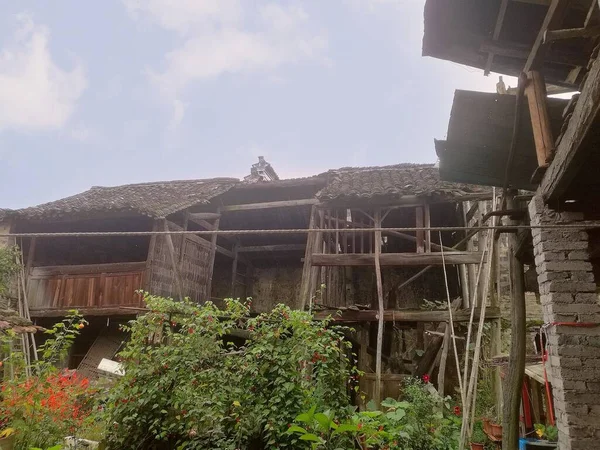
[529,194,600,450]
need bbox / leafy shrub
[0,312,96,450]
[288,379,462,450]
[103,295,358,449]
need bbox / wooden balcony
[27,262,146,317]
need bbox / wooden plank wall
[147,221,212,302]
[27,262,145,309]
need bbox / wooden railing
[27,262,146,316]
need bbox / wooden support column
[437,326,451,398]
[373,209,385,407]
[416,206,425,253]
[162,219,184,300]
[424,204,431,252]
[205,209,221,301]
[230,241,239,297]
[525,71,555,182]
[24,237,37,291]
[502,193,527,450]
[490,231,504,421]
[299,205,319,310]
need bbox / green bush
[102,296,358,449]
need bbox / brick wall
[529,194,600,450]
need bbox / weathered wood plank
[541,52,600,200]
[29,307,145,317]
[31,262,147,277]
[221,199,318,212]
[526,71,555,169]
[188,212,222,221]
[314,307,501,322]
[311,252,483,267]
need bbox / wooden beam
[230,241,239,297]
[415,206,425,253]
[29,307,145,317]
[143,221,159,289]
[481,40,588,67]
[163,219,184,300]
[205,210,221,299]
[541,51,600,200]
[221,198,318,212]
[525,71,555,171]
[24,237,37,290]
[299,205,319,310]
[314,307,501,323]
[512,0,551,5]
[30,262,147,277]
[544,25,600,42]
[311,252,483,267]
[238,244,306,252]
[424,205,432,253]
[485,0,510,75]
[188,212,221,221]
[524,0,572,73]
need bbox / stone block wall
[529,194,600,450]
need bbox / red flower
[422,374,430,383]
[357,423,363,430]
[454,406,461,416]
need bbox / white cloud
[0,14,87,132]
[124,1,328,127]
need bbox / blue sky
[0,0,513,209]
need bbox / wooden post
[162,219,185,300]
[525,71,555,172]
[230,241,239,298]
[490,231,504,421]
[424,204,431,252]
[24,237,37,291]
[205,209,221,301]
[437,325,451,398]
[502,193,527,450]
[416,206,425,253]
[143,221,159,292]
[373,209,385,407]
[300,205,318,310]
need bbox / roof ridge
[89,177,240,190]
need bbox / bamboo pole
[373,209,385,407]
[439,232,465,406]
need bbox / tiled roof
[17,178,239,219]
[317,163,490,201]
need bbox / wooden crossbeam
[525,71,555,176]
[481,41,588,67]
[314,307,501,323]
[485,0,510,75]
[542,51,600,199]
[524,0,572,73]
[238,244,306,252]
[544,25,600,42]
[220,199,318,212]
[311,252,483,267]
[188,212,221,221]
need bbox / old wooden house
[3,160,496,396]
[424,0,600,447]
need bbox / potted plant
[529,424,558,449]
[471,422,488,450]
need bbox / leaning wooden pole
[502,193,526,450]
[373,209,385,407]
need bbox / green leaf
[299,433,321,442]
[286,425,308,434]
[314,412,331,430]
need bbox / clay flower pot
[470,443,485,450]
[490,422,503,439]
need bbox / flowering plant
[0,311,97,449]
